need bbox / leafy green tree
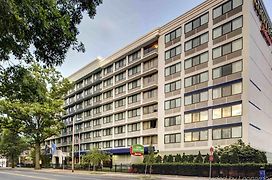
[155,155,162,163]
[175,154,182,162]
[0,64,72,169]
[194,151,203,163]
[216,140,267,164]
[0,129,28,168]
[0,0,102,67]
[82,148,110,171]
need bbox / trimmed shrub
[155,155,162,163]
[132,163,272,178]
[175,154,182,162]
[194,151,203,163]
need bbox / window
[114,126,125,134]
[103,128,112,136]
[212,60,242,79]
[164,98,181,110]
[185,13,209,33]
[143,120,157,129]
[165,27,182,43]
[103,90,113,99]
[128,123,140,132]
[93,106,101,115]
[212,82,242,99]
[103,103,112,111]
[128,79,141,90]
[212,104,242,119]
[184,110,208,123]
[185,32,208,51]
[164,115,181,127]
[93,83,101,92]
[93,72,101,81]
[114,139,125,147]
[104,65,113,75]
[115,85,125,95]
[184,130,208,142]
[103,141,112,148]
[115,71,126,82]
[128,50,141,63]
[85,76,92,85]
[164,133,181,144]
[184,71,209,87]
[128,108,141,118]
[143,136,158,145]
[115,98,126,108]
[115,58,126,69]
[143,104,158,114]
[165,80,181,93]
[93,118,101,126]
[143,88,157,99]
[165,63,181,76]
[213,16,243,39]
[85,88,92,96]
[184,51,209,69]
[184,90,208,105]
[103,116,112,124]
[213,0,243,19]
[165,45,182,60]
[213,38,243,59]
[93,130,101,137]
[143,73,157,84]
[115,112,125,121]
[128,94,140,104]
[128,65,141,76]
[212,126,242,139]
[144,58,157,70]
[127,137,140,146]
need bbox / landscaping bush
[132,163,272,178]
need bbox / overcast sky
[59,0,272,77]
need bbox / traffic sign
[209,155,214,162]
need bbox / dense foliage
[132,163,272,177]
[0,0,102,67]
[82,148,110,171]
[0,129,28,168]
[0,64,72,169]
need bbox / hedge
[131,163,272,178]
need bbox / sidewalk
[13,167,209,180]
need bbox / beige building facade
[46,0,272,164]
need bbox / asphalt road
[0,168,139,180]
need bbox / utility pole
[72,118,75,172]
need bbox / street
[0,168,137,180]
[0,168,209,180]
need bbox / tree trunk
[35,143,41,170]
[93,164,96,171]
[11,154,15,168]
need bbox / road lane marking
[0,171,56,180]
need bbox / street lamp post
[72,118,75,172]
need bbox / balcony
[143,79,158,88]
[142,128,158,136]
[142,112,158,120]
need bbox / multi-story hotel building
[46,0,272,164]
